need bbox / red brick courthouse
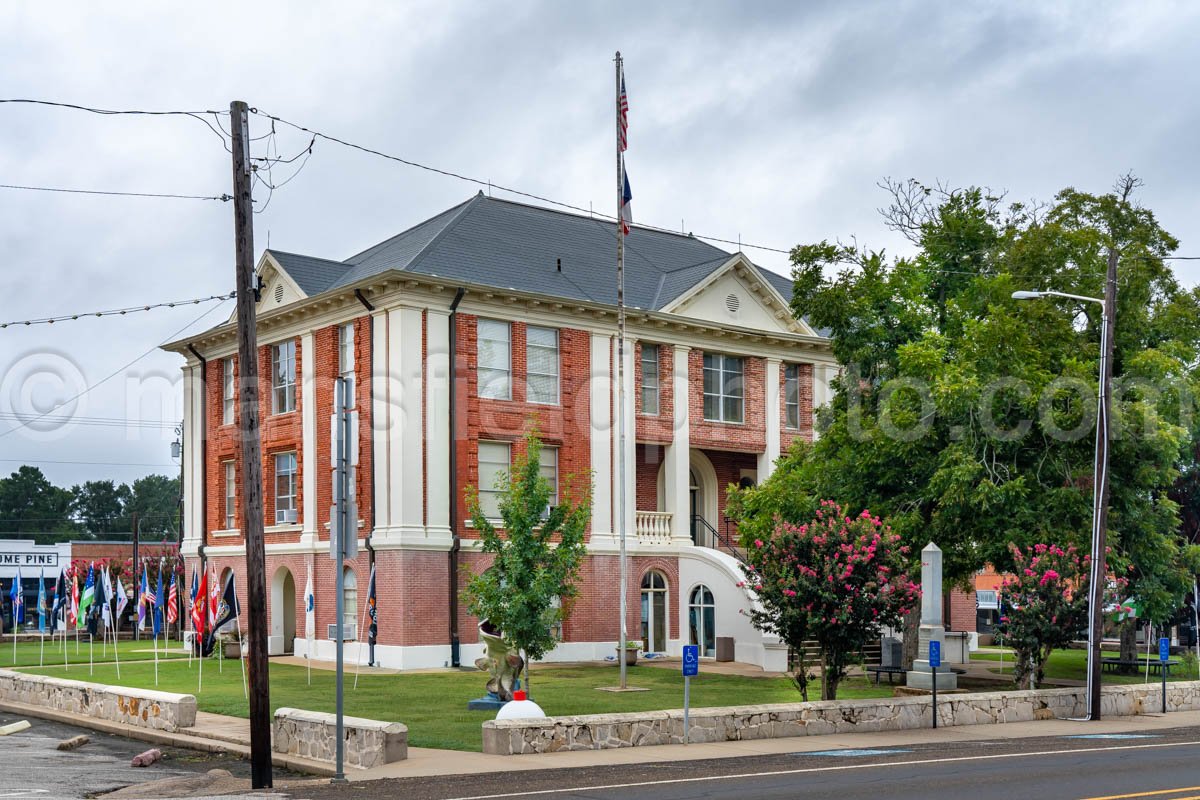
[166,194,840,670]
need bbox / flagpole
[112,608,121,681]
[236,601,248,700]
[614,50,629,691]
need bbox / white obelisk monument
[907,542,957,690]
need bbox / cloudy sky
[2,1,1199,491]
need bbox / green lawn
[974,647,1200,684]
[2,636,190,668]
[20,659,894,752]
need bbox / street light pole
[1012,270,1115,721]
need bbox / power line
[0,413,179,431]
[0,458,177,467]
[0,292,235,329]
[0,183,232,202]
[0,297,233,441]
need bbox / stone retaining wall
[273,708,408,770]
[0,668,196,732]
[482,680,1200,755]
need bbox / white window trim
[539,445,559,507]
[271,340,297,415]
[339,323,356,408]
[477,440,511,521]
[273,451,298,525]
[223,460,236,530]
[222,358,235,425]
[703,353,745,424]
[477,319,512,401]
[784,363,801,430]
[526,325,560,405]
[640,344,660,416]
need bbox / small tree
[995,542,1100,688]
[464,428,591,696]
[741,500,918,700]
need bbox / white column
[379,306,425,546]
[758,357,781,479]
[665,345,691,543]
[425,308,452,544]
[589,333,614,541]
[182,362,204,558]
[371,311,389,536]
[612,335,636,545]
[300,331,318,546]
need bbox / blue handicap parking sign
[1160,637,1170,662]
[682,644,699,676]
[929,640,941,668]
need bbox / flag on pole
[68,572,79,628]
[100,567,113,627]
[51,569,66,630]
[115,572,129,621]
[619,171,632,236]
[9,568,22,625]
[208,569,220,630]
[191,569,208,637]
[212,572,240,634]
[138,568,153,630]
[87,567,107,637]
[77,565,95,629]
[37,569,47,633]
[617,74,629,152]
[366,565,377,646]
[304,565,315,639]
[167,575,179,625]
[153,560,166,637]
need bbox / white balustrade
[635,511,673,544]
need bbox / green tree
[464,428,591,695]
[70,480,132,535]
[781,176,1200,663]
[126,474,181,537]
[739,500,917,700]
[0,466,75,541]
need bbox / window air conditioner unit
[281,509,298,524]
[327,623,357,641]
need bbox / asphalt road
[0,712,271,799]
[293,725,1200,800]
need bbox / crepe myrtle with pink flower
[739,500,919,701]
[995,542,1127,689]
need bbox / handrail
[691,515,745,563]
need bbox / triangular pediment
[661,255,814,336]
[227,252,308,323]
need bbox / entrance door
[640,571,667,653]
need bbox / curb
[0,698,335,777]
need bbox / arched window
[688,584,716,657]
[640,571,668,654]
[342,567,358,638]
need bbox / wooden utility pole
[1087,246,1117,721]
[230,100,272,787]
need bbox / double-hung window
[478,320,511,400]
[271,340,296,414]
[338,323,355,407]
[784,363,801,429]
[539,446,559,507]
[640,344,660,415]
[222,358,235,424]
[274,452,298,525]
[702,353,744,423]
[223,461,236,529]
[526,326,559,404]
[477,441,511,519]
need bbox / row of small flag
[6,562,239,641]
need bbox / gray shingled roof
[266,193,796,312]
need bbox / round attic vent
[274,284,284,303]
[725,293,740,313]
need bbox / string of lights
[0,291,235,329]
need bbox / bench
[1101,658,1179,677]
[866,665,906,685]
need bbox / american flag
[617,74,629,152]
[167,575,179,625]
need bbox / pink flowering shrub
[995,543,1123,689]
[741,500,918,701]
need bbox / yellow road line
[1079,790,1200,800]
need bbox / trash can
[715,636,735,662]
